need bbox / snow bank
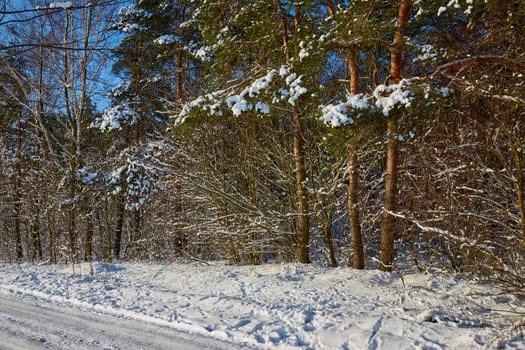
[0,262,524,349]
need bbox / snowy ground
[1,261,524,350]
[0,293,236,350]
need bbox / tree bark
[273,0,310,263]
[101,201,112,262]
[348,143,364,268]
[293,112,310,263]
[176,47,184,102]
[379,117,400,271]
[131,208,141,257]
[84,213,93,262]
[347,50,365,269]
[47,206,57,264]
[113,198,125,260]
[14,111,23,262]
[510,137,525,253]
[68,207,78,263]
[31,212,42,261]
[379,0,411,272]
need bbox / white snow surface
[1,261,524,349]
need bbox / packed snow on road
[1,261,524,349]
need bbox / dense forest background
[1,0,524,288]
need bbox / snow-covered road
[1,262,524,349]
[0,294,237,350]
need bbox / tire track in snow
[0,293,241,350]
[0,328,42,350]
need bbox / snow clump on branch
[154,35,180,45]
[413,44,438,63]
[321,94,371,127]
[374,80,413,116]
[435,0,475,17]
[175,93,223,125]
[114,5,152,33]
[106,147,164,210]
[93,103,139,132]
[175,65,308,123]
[49,2,73,9]
[321,79,414,127]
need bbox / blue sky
[0,0,131,113]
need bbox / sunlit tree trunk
[325,0,364,268]
[379,0,411,272]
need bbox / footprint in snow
[232,319,251,329]
[269,328,288,344]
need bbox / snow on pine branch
[106,146,167,210]
[114,5,153,33]
[413,44,438,63]
[374,81,414,116]
[321,94,371,127]
[437,0,475,17]
[175,93,224,125]
[76,166,98,186]
[175,65,308,124]
[321,79,414,127]
[154,35,180,45]
[225,69,277,116]
[184,41,213,61]
[92,103,139,132]
[413,0,476,18]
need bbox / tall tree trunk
[379,117,399,271]
[84,213,93,262]
[173,181,184,256]
[273,1,310,263]
[312,143,338,267]
[14,111,23,262]
[293,112,310,263]
[325,0,364,268]
[101,201,112,262]
[321,215,338,267]
[348,142,364,268]
[379,0,411,272]
[131,208,141,257]
[61,8,79,264]
[347,50,365,269]
[47,205,57,264]
[509,137,525,253]
[113,198,125,260]
[31,211,42,261]
[176,47,184,103]
[13,196,23,262]
[68,207,78,263]
[174,19,185,256]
